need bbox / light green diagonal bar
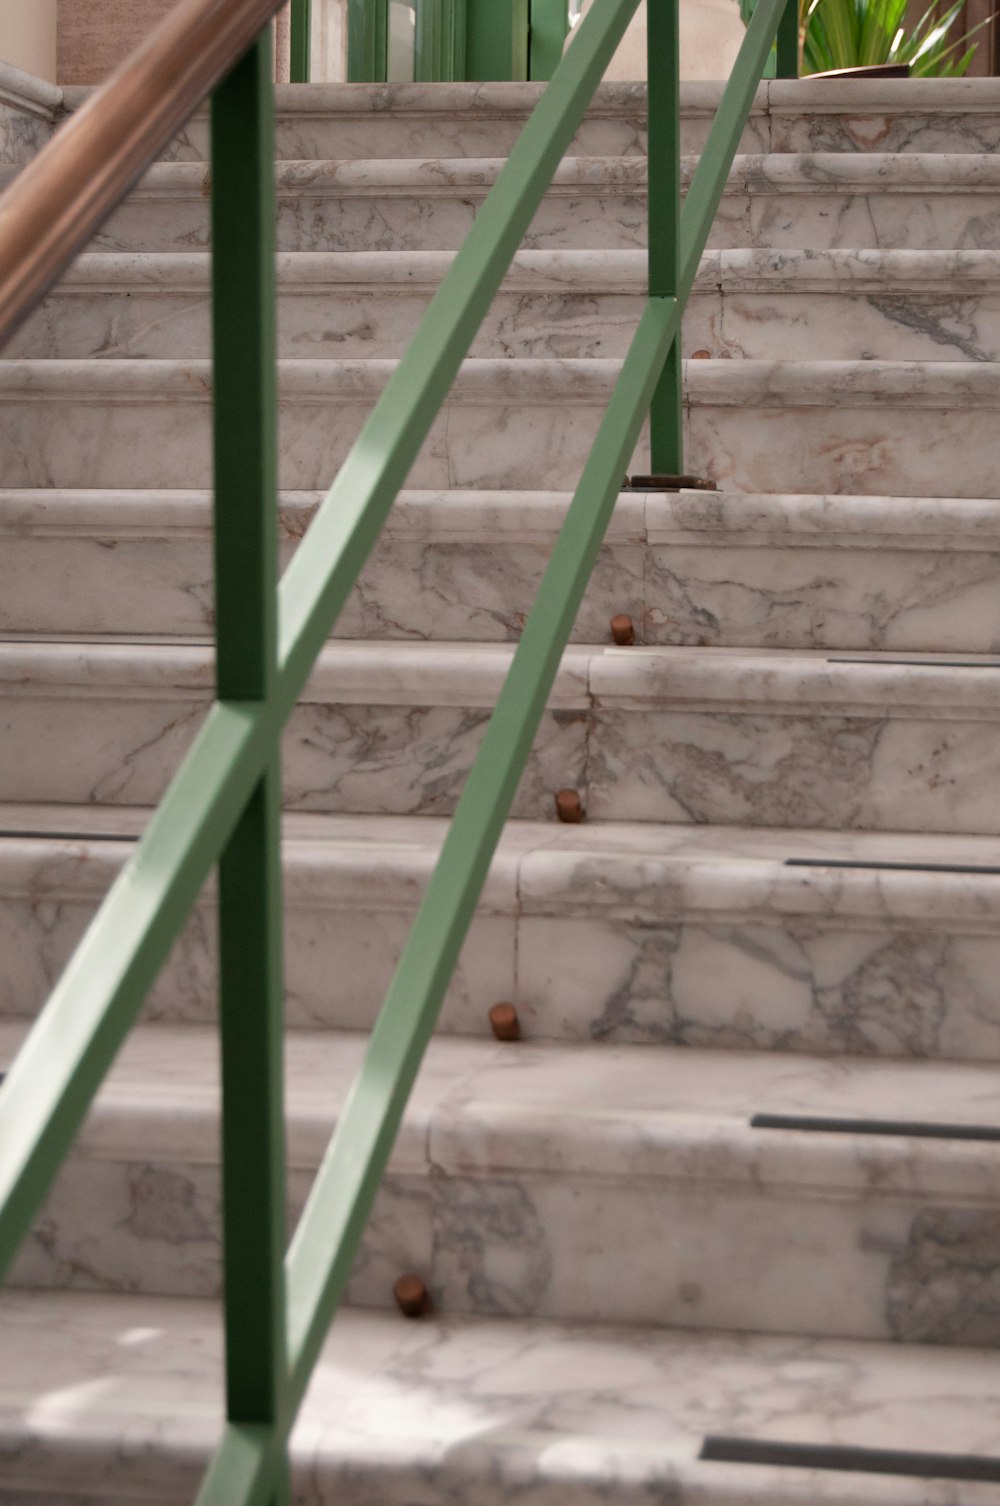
[284,295,680,1398]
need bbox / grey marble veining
[5,356,1000,495]
[0,104,51,166]
[6,640,1000,830]
[5,250,668,362]
[6,809,1000,1060]
[0,357,642,490]
[8,1023,1000,1343]
[768,78,1000,154]
[7,1292,1000,1506]
[7,486,1000,652]
[0,688,585,820]
[15,247,1000,365]
[63,79,773,161]
[0,60,60,165]
[8,68,1000,1506]
[60,76,1000,162]
[8,150,990,255]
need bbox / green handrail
[0,0,798,1501]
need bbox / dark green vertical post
[466,0,529,80]
[529,0,569,80]
[349,0,390,80]
[416,0,467,80]
[776,0,798,76]
[647,0,682,473]
[211,28,289,1506]
[291,0,312,81]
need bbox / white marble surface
[4,807,1000,1058]
[6,1021,1000,1339]
[5,249,670,362]
[63,79,769,160]
[0,638,589,816]
[768,77,1000,154]
[683,358,1000,498]
[6,640,1000,829]
[5,1293,1000,1506]
[0,356,644,490]
[4,150,991,256]
[13,247,1000,364]
[6,487,1000,651]
[0,58,59,165]
[6,356,1000,495]
[0,486,644,642]
[62,77,1000,160]
[710,249,1000,362]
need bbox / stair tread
[3,356,998,407]
[27,247,1000,292]
[4,1289,1000,1505]
[5,637,1000,715]
[4,1019,1000,1196]
[1,805,999,924]
[9,151,999,201]
[3,486,1000,549]
[60,73,1000,115]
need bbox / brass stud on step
[692,349,712,359]
[489,1002,521,1041]
[610,613,636,646]
[394,1273,432,1318]
[555,788,584,824]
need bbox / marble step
[6,487,1000,653]
[60,77,1000,161]
[7,1017,1000,1343]
[10,153,994,255]
[6,804,1000,1060]
[3,640,1000,832]
[6,1297,1000,1506]
[2,357,999,496]
[9,249,1000,363]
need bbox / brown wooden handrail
[0,0,288,347]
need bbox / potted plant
[740,0,987,76]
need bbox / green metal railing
[290,0,312,79]
[0,0,798,1501]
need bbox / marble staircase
[3,77,1000,1506]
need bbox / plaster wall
[573,0,748,80]
[56,0,294,84]
[0,0,57,83]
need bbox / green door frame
[347,0,533,80]
[529,0,570,78]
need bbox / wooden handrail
[0,0,288,347]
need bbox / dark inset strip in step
[751,1113,1000,1142]
[827,658,1000,669]
[786,858,1000,875]
[0,830,140,843]
[700,1437,1000,1483]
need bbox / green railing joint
[0,0,800,1500]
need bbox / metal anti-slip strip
[0,830,140,843]
[827,658,1000,669]
[700,1438,1000,1481]
[785,858,1000,874]
[751,1113,1000,1141]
